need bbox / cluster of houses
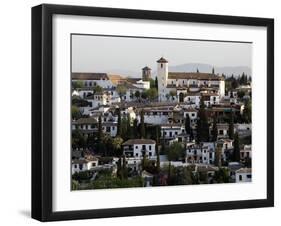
[71,57,252,187]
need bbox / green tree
[141,91,148,99]
[71,180,79,190]
[155,77,158,90]
[197,98,210,143]
[149,78,155,89]
[231,77,239,89]
[117,85,127,100]
[140,109,145,138]
[215,143,222,167]
[72,81,84,89]
[71,105,81,120]
[112,136,123,156]
[126,114,132,139]
[134,90,140,100]
[169,90,177,100]
[121,117,128,140]
[122,155,128,179]
[228,109,234,139]
[237,90,245,99]
[132,118,139,138]
[72,130,86,148]
[166,142,184,161]
[155,126,160,173]
[93,85,103,94]
[145,88,158,101]
[117,108,122,136]
[233,132,240,162]
[243,99,252,123]
[212,115,218,141]
[214,168,230,183]
[185,114,191,135]
[97,115,105,154]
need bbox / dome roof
[142,66,151,70]
[157,57,168,63]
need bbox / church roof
[122,139,156,145]
[168,72,224,81]
[72,73,109,80]
[142,66,151,70]
[157,57,168,63]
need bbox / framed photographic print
[32,4,274,221]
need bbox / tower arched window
[161,63,163,68]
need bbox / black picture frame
[32,4,274,222]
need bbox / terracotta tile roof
[122,139,156,145]
[236,168,252,173]
[74,117,98,124]
[108,74,126,85]
[72,73,109,80]
[168,72,224,81]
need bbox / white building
[217,139,234,162]
[72,73,114,89]
[122,139,156,159]
[72,158,99,174]
[156,57,225,102]
[235,168,252,183]
[161,124,185,141]
[185,142,215,164]
[240,144,252,160]
[142,108,172,125]
[102,122,118,137]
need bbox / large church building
[156,57,225,103]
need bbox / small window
[149,145,151,150]
[149,152,152,156]
[239,175,243,181]
[247,174,252,179]
[161,63,163,68]
[136,153,139,157]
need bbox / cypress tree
[126,113,132,139]
[212,115,218,141]
[122,155,128,179]
[133,118,138,138]
[155,77,158,90]
[97,115,104,153]
[228,109,234,139]
[117,108,122,136]
[140,109,145,139]
[185,114,191,135]
[215,143,222,167]
[197,98,209,143]
[156,126,160,173]
[233,132,240,162]
[185,113,194,141]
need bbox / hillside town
[71,57,252,190]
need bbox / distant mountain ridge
[169,63,251,77]
[104,63,251,78]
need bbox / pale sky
[71,34,252,76]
